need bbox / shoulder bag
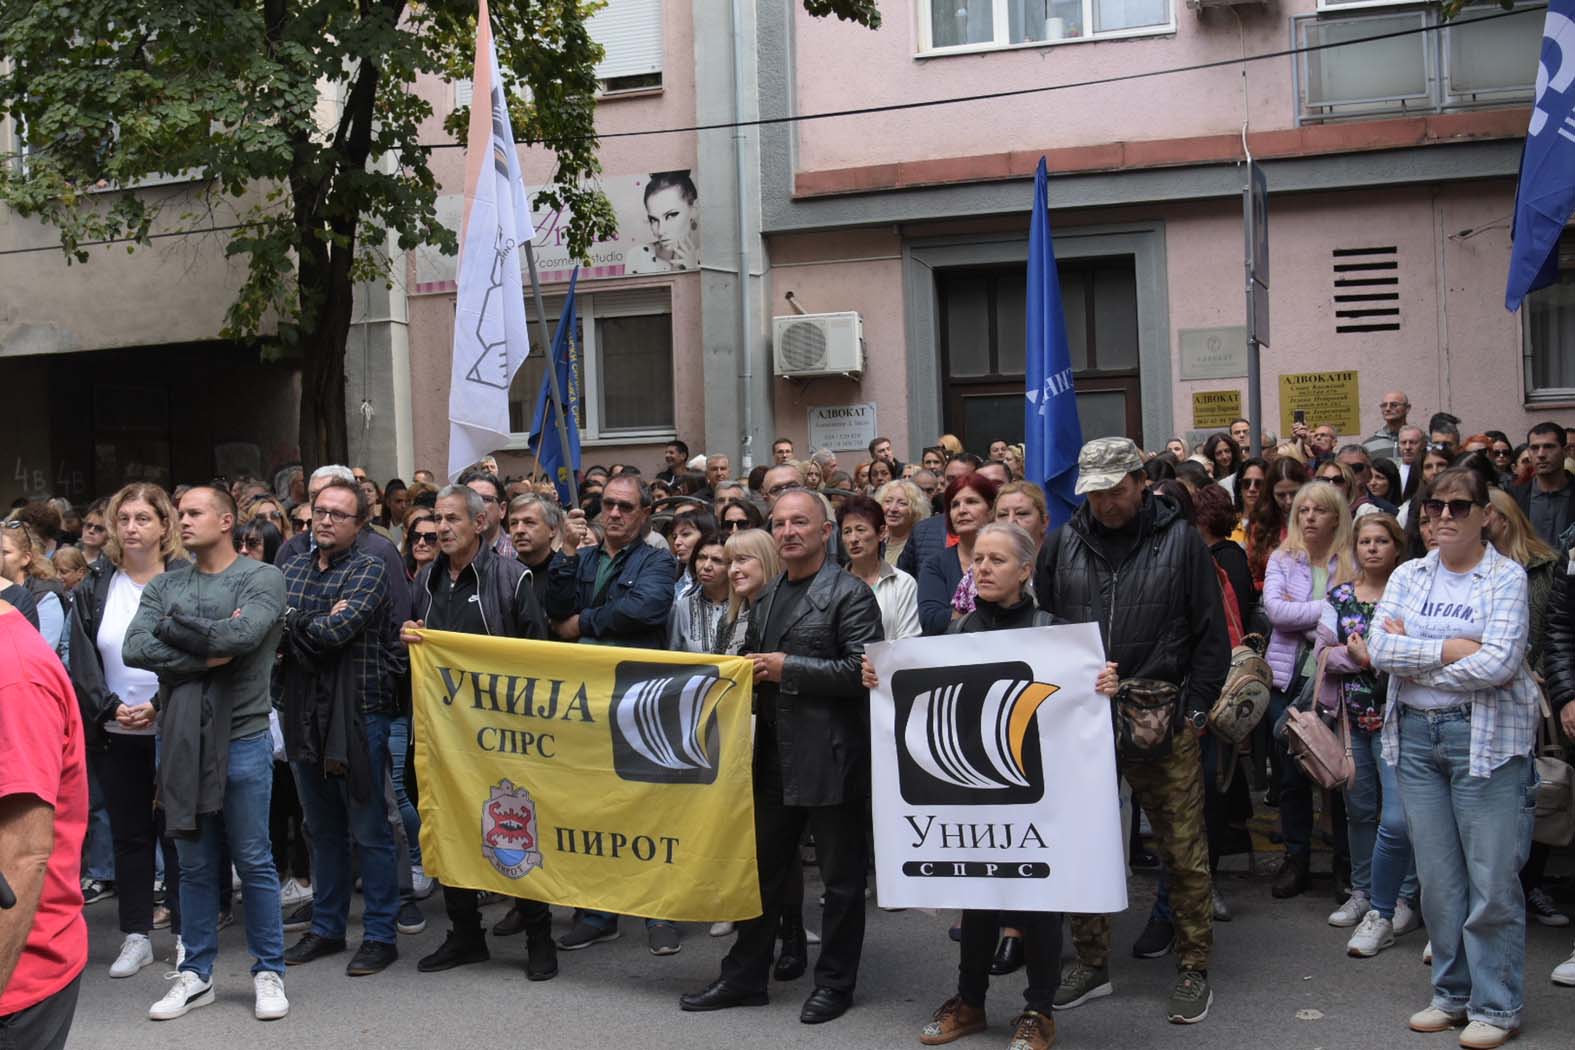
[1533,690,1575,847]
[1282,650,1354,790]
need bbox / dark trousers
[98,733,181,936]
[1269,688,1314,860]
[0,975,80,1050]
[958,910,1061,1013]
[720,791,867,995]
[444,887,549,939]
[270,760,310,880]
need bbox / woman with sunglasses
[1364,468,1539,1048]
[1229,457,1268,547]
[234,519,284,565]
[718,498,765,534]
[243,495,292,541]
[288,502,314,535]
[402,509,440,579]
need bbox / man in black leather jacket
[681,488,884,1025]
[1033,438,1229,1026]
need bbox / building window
[587,0,664,92]
[1293,4,1542,124]
[919,0,1172,54]
[1525,230,1575,403]
[935,259,1142,449]
[507,287,675,442]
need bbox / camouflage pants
[1069,727,1213,971]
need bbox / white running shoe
[254,972,289,1021]
[1328,892,1370,928]
[110,933,154,978]
[1552,945,1575,987]
[708,921,735,937]
[410,866,435,901]
[1392,898,1422,937]
[149,972,214,1020]
[278,877,313,909]
[1346,911,1394,958]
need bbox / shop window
[508,287,675,442]
[936,258,1142,450]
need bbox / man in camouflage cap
[1033,437,1230,1025]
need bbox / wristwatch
[1185,709,1208,732]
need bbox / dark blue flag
[528,268,582,504]
[1507,1,1575,311]
[1024,157,1084,528]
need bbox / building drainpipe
[731,0,755,473]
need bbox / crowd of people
[1,404,1574,1050]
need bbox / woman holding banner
[863,522,1118,1050]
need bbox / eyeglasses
[1490,447,1513,459]
[1344,462,1369,474]
[239,535,264,550]
[291,515,311,528]
[410,531,440,546]
[1423,498,1479,520]
[766,482,799,497]
[256,510,283,522]
[1315,476,1345,486]
[601,498,639,514]
[476,493,500,504]
[82,522,108,533]
[1426,442,1453,454]
[311,507,356,524]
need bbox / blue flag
[1506,0,1575,311]
[1024,157,1084,528]
[528,268,582,504]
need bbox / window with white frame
[1525,230,1575,403]
[507,287,676,442]
[919,0,1172,53]
[587,0,664,92]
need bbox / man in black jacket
[1509,421,1575,548]
[681,488,884,1025]
[1033,438,1229,1027]
[400,485,555,982]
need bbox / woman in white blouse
[838,493,921,641]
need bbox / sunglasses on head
[1422,498,1479,520]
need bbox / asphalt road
[64,855,1575,1050]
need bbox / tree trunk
[295,240,355,473]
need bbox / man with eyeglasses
[1509,421,1575,548]
[456,468,515,563]
[276,477,401,979]
[545,475,679,956]
[1362,391,1411,460]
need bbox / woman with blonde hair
[715,528,782,656]
[241,494,292,540]
[876,479,930,567]
[1263,481,1354,898]
[71,482,189,977]
[1,522,65,653]
[1002,444,1025,481]
[993,481,1049,544]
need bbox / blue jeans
[82,753,115,882]
[1346,723,1418,913]
[386,715,421,867]
[1397,706,1534,1028]
[291,712,401,944]
[174,731,285,980]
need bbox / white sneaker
[1329,892,1370,928]
[1392,898,1422,937]
[110,932,154,978]
[254,972,289,1021]
[148,972,214,1020]
[708,921,735,937]
[279,877,313,909]
[1553,945,1575,986]
[1422,940,1433,965]
[410,866,434,900]
[1346,911,1394,958]
[1458,1020,1517,1049]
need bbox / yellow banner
[410,630,760,921]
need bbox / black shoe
[282,901,314,934]
[1272,855,1310,899]
[800,985,852,1025]
[525,928,558,982]
[1130,849,1160,870]
[680,978,769,1012]
[990,934,1024,975]
[492,903,531,938]
[774,922,808,982]
[417,930,490,973]
[283,932,346,966]
[346,940,398,976]
[1131,916,1175,959]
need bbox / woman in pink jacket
[1263,481,1354,899]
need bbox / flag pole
[523,240,580,507]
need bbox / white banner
[868,623,1128,913]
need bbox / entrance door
[937,258,1142,453]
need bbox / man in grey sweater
[123,486,289,1024]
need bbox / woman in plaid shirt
[1357,467,1537,1050]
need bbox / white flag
[447,0,536,481]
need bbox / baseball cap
[1075,437,1145,495]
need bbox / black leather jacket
[1033,493,1229,721]
[747,557,884,806]
[1541,562,1575,714]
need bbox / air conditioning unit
[772,311,864,380]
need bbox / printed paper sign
[1279,370,1360,437]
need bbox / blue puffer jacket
[546,537,676,650]
[896,513,949,581]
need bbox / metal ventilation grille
[1333,246,1399,333]
[778,320,828,372]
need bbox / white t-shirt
[1397,565,1482,711]
[98,571,160,736]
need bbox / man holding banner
[1034,438,1230,1025]
[400,485,556,981]
[681,488,884,1025]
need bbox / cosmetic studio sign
[413,171,702,293]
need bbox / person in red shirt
[0,595,88,1049]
